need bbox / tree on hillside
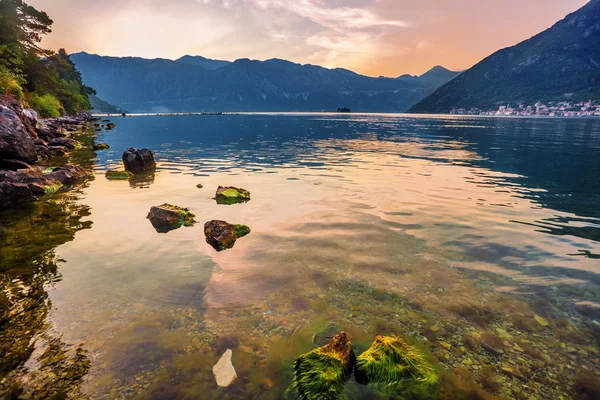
[0,0,92,116]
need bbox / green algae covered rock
[204,220,251,251]
[294,331,354,400]
[93,143,110,151]
[105,170,133,180]
[215,186,250,205]
[147,203,196,233]
[355,336,439,394]
[44,182,63,194]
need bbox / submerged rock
[355,336,438,394]
[213,349,237,387]
[0,105,37,163]
[93,143,110,151]
[105,170,133,180]
[147,203,196,233]
[204,220,251,251]
[123,148,156,175]
[215,186,251,205]
[294,331,354,400]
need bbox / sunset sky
[28,0,588,77]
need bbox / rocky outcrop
[122,148,156,175]
[0,105,37,163]
[0,164,88,207]
[147,204,196,233]
[204,220,251,251]
[0,99,92,208]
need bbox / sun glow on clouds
[29,0,589,76]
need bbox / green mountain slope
[410,0,600,114]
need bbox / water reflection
[6,114,600,399]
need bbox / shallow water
[3,114,600,399]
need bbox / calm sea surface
[5,114,600,399]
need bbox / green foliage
[0,66,23,100]
[294,332,354,400]
[355,336,439,396]
[28,93,62,117]
[0,1,93,115]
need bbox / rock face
[0,165,88,207]
[213,349,237,387]
[0,105,37,163]
[354,336,439,393]
[147,204,196,233]
[215,186,250,205]
[204,220,251,251]
[294,331,354,400]
[122,148,156,175]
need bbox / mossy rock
[93,143,110,151]
[204,220,251,251]
[44,182,63,195]
[294,331,354,400]
[355,336,439,394]
[105,170,134,180]
[215,186,251,205]
[147,203,196,233]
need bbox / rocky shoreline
[0,97,95,208]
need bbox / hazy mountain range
[410,0,600,113]
[70,52,460,113]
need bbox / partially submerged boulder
[48,137,77,150]
[93,143,110,151]
[123,148,156,175]
[204,220,251,251]
[105,170,133,180]
[215,186,250,205]
[0,105,37,163]
[147,203,196,233]
[0,165,88,207]
[294,331,354,400]
[213,349,237,387]
[355,336,438,394]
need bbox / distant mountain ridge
[175,55,230,70]
[410,0,600,113]
[70,52,459,113]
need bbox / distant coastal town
[450,100,600,117]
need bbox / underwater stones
[93,143,110,151]
[355,336,439,392]
[215,186,251,205]
[122,148,156,175]
[147,204,196,233]
[533,314,548,327]
[213,349,237,387]
[204,220,251,251]
[106,122,116,130]
[294,331,354,400]
[105,170,133,180]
